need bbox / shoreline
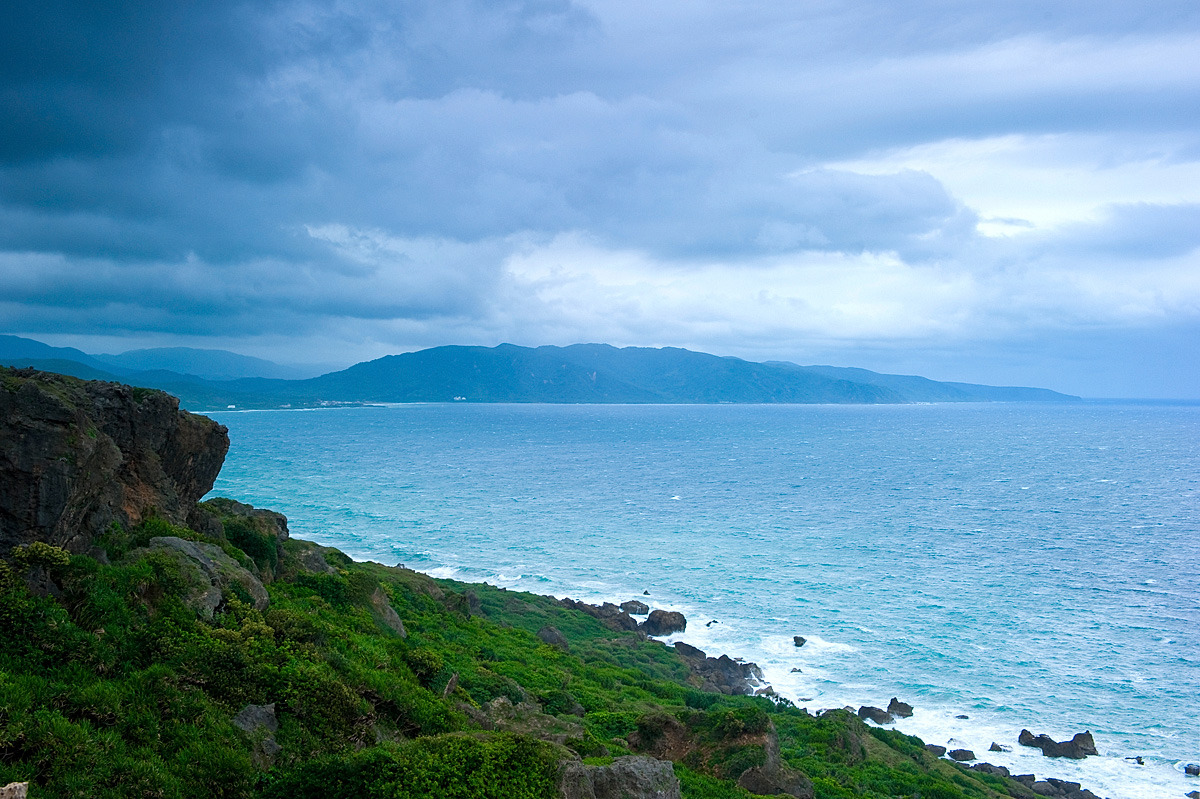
[405,559,1195,799]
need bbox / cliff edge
[0,367,228,555]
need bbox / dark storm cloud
[2,0,1199,399]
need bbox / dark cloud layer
[3,0,1199,395]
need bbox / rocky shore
[3,367,1184,799]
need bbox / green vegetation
[0,505,1034,798]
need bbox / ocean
[206,401,1200,799]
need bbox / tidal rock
[1013,774,1036,786]
[955,714,969,719]
[793,636,807,647]
[1186,763,1200,776]
[0,368,228,554]
[989,742,1011,752]
[621,600,650,615]
[673,642,706,661]
[370,586,406,637]
[640,609,687,636]
[130,536,268,617]
[887,697,913,718]
[857,706,893,725]
[0,783,28,799]
[1186,791,1199,799]
[559,756,681,799]
[948,749,975,762]
[643,590,650,595]
[1018,729,1099,759]
[538,625,570,651]
[924,745,947,757]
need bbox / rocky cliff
[0,367,228,555]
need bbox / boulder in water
[621,600,650,615]
[1018,729,1098,759]
[948,749,975,762]
[886,697,913,718]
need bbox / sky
[3,0,1199,397]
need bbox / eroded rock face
[559,756,681,799]
[0,368,228,555]
[672,643,765,696]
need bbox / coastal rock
[370,586,407,637]
[559,755,681,799]
[948,748,975,762]
[1186,792,1199,799]
[857,706,893,725]
[671,642,764,695]
[793,636,806,647]
[1018,729,1099,759]
[970,762,1010,778]
[620,600,650,615]
[640,610,687,636]
[0,367,228,555]
[0,783,28,799]
[886,697,913,718]
[202,497,289,581]
[559,598,640,632]
[129,536,268,618]
[538,625,570,651]
[1186,763,1200,776]
[989,741,1011,752]
[924,745,947,757]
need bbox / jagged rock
[857,706,893,724]
[370,586,406,637]
[640,609,686,636]
[1187,763,1200,776]
[559,756,681,799]
[989,741,1011,752]
[1018,729,1099,759]
[0,368,228,554]
[1012,774,1036,786]
[924,744,947,757]
[694,654,764,696]
[643,590,650,595]
[620,600,650,615]
[673,641,706,660]
[233,703,281,766]
[1185,791,1199,799]
[948,749,975,762]
[1031,780,1057,795]
[538,625,570,651]
[793,636,806,647]
[129,536,268,617]
[971,762,1010,777]
[559,598,639,632]
[0,783,28,799]
[887,697,913,718]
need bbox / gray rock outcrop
[129,536,268,618]
[0,783,28,799]
[370,586,406,637]
[559,756,681,799]
[886,697,913,718]
[620,600,650,615]
[559,598,639,632]
[233,703,282,765]
[948,748,975,762]
[538,625,570,651]
[0,367,228,555]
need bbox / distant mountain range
[0,335,1080,410]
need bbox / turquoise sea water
[207,402,1200,799]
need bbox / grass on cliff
[1,509,1031,799]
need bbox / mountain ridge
[0,335,1081,410]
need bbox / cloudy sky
[3,0,1199,397]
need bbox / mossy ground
[1,508,1033,798]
